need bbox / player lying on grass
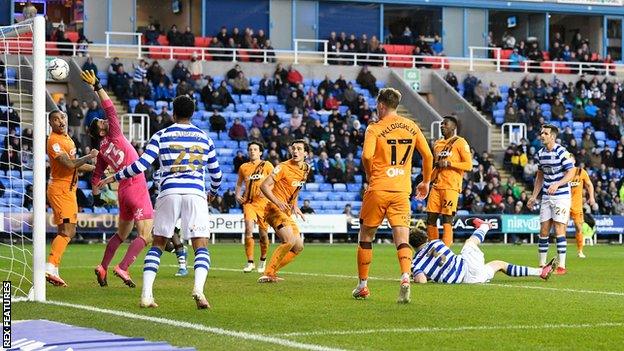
[409,218,559,284]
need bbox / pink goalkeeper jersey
[91,99,147,189]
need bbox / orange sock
[244,236,255,261]
[357,242,373,280]
[427,225,439,240]
[264,242,294,276]
[575,232,584,252]
[277,250,298,270]
[259,236,269,260]
[442,223,453,247]
[396,243,413,274]
[48,234,71,267]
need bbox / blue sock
[471,226,488,243]
[505,264,540,277]
[142,247,162,299]
[193,247,211,292]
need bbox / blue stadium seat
[540,103,551,112]
[597,140,605,148]
[313,192,328,201]
[327,193,342,201]
[354,175,363,184]
[109,208,119,214]
[594,131,606,141]
[300,192,313,201]
[306,183,320,191]
[94,207,108,214]
[342,193,358,201]
[347,183,360,192]
[266,95,278,103]
[333,183,346,192]
[319,183,333,192]
[230,208,242,214]
[314,174,324,183]
[606,140,617,150]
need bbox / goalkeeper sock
[193,247,211,293]
[142,247,162,299]
[119,236,147,271]
[101,233,123,270]
[48,234,71,267]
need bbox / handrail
[105,31,143,59]
[36,39,624,76]
[501,123,527,148]
[122,113,150,145]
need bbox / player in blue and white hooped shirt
[410,218,558,284]
[527,124,576,275]
[98,95,222,309]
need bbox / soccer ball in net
[47,58,69,80]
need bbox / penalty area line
[277,322,624,337]
[35,300,346,351]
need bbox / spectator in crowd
[209,109,227,138]
[231,71,251,95]
[228,118,248,144]
[356,66,378,97]
[182,26,195,47]
[232,150,249,173]
[300,199,315,214]
[82,57,98,77]
[144,24,160,46]
[286,65,303,86]
[171,61,190,83]
[258,73,275,96]
[167,24,182,46]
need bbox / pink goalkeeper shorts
[118,181,154,222]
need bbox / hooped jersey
[238,160,274,203]
[362,114,429,193]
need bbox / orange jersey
[569,167,590,211]
[47,132,77,192]
[271,160,309,205]
[431,136,472,192]
[362,113,431,193]
[238,160,274,203]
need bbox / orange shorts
[243,200,269,231]
[570,211,584,226]
[47,186,78,226]
[359,190,411,227]
[264,203,299,236]
[425,188,459,216]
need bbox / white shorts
[154,194,211,240]
[461,243,495,284]
[540,197,571,224]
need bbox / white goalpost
[0,16,47,302]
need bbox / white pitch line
[277,322,624,337]
[38,300,346,351]
[60,265,624,297]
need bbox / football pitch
[12,243,624,350]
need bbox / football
[47,58,69,81]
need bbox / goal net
[0,16,47,302]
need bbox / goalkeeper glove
[81,69,103,91]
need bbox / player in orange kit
[235,142,274,273]
[46,110,98,286]
[425,115,473,247]
[568,155,595,258]
[257,139,310,283]
[352,87,433,303]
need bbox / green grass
[9,243,624,350]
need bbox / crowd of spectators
[324,30,444,66]
[488,31,615,73]
[446,71,624,216]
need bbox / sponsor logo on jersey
[438,150,452,157]
[386,167,405,178]
[248,174,264,180]
[291,180,305,187]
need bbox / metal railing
[122,113,150,145]
[30,38,624,76]
[501,123,527,148]
[105,31,143,59]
